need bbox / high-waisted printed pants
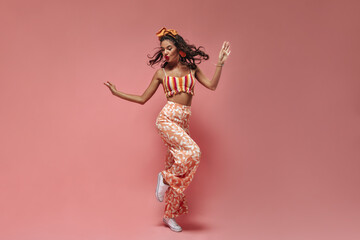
[155,101,201,219]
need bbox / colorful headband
[156,27,178,40]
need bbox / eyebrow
[161,45,173,49]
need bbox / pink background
[1,0,360,239]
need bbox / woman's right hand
[104,81,118,95]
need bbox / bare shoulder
[153,68,165,82]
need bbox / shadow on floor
[156,219,210,231]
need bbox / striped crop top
[162,68,195,97]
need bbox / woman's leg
[164,187,188,218]
[157,116,201,194]
[156,104,201,218]
[163,143,188,218]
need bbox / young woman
[104,27,230,232]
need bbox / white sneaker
[155,172,169,202]
[163,217,182,232]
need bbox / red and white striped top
[162,68,195,97]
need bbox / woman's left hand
[218,41,231,65]
[104,81,118,95]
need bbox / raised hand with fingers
[104,81,118,95]
[218,41,231,66]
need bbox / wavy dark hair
[148,34,209,70]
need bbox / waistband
[166,101,191,110]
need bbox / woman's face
[160,40,178,63]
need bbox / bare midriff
[167,92,193,106]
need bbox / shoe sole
[163,218,182,232]
[156,172,163,202]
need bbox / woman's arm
[104,69,162,105]
[194,41,231,91]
